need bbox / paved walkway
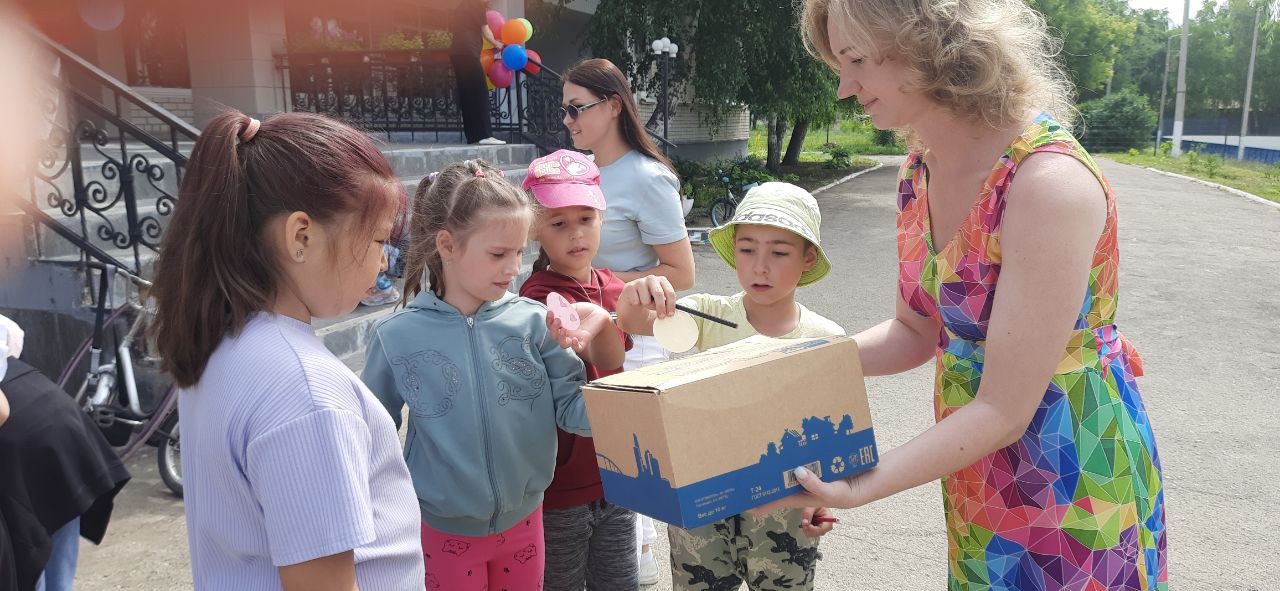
[75,158,1279,589]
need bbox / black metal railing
[277,49,571,152]
[23,29,198,276]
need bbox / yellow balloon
[518,18,534,41]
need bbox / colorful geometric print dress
[896,113,1168,591]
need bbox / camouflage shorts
[668,508,822,591]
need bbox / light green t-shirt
[677,292,845,352]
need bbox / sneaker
[361,284,401,307]
[638,550,659,586]
[477,137,506,145]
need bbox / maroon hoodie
[519,267,630,510]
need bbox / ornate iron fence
[21,30,198,276]
[278,49,570,152]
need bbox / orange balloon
[480,50,495,72]
[501,19,527,45]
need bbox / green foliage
[1077,89,1157,151]
[1159,141,1173,156]
[824,144,853,168]
[1029,0,1136,96]
[1203,153,1224,178]
[588,0,837,135]
[1185,150,1201,170]
[1110,8,1175,104]
[674,155,779,201]
[1128,148,1140,156]
[379,33,425,50]
[1267,162,1280,181]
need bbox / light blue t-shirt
[593,150,687,273]
[180,313,424,590]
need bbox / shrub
[1076,89,1157,153]
[1203,154,1223,178]
[1159,141,1173,156]
[1266,162,1280,181]
[1128,148,1140,157]
[873,129,897,147]
[825,145,853,169]
[1185,150,1200,171]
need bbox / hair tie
[428,171,440,183]
[240,117,261,143]
[474,169,486,177]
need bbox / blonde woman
[757,1,1168,589]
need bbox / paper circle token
[547,292,581,331]
[652,310,698,353]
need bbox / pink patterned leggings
[421,507,545,590]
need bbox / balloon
[524,49,543,75]
[517,18,534,41]
[486,10,505,39]
[480,50,496,73]
[501,19,528,45]
[482,38,493,51]
[501,45,528,71]
[488,62,514,88]
[486,77,495,91]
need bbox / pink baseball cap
[522,149,607,210]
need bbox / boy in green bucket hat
[616,181,843,590]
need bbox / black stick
[675,303,739,329]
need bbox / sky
[1128,0,1208,25]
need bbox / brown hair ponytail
[151,112,401,387]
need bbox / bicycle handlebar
[43,258,153,289]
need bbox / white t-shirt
[593,150,687,273]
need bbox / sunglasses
[559,97,610,121]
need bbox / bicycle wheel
[709,198,736,227]
[157,412,183,497]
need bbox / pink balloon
[486,10,505,40]
[488,62,514,88]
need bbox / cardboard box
[582,335,878,529]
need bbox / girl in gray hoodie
[363,159,628,590]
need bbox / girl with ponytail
[151,111,424,590]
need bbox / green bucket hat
[708,181,830,287]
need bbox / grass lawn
[1101,152,1280,203]
[747,118,907,159]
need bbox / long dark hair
[402,160,532,302]
[564,58,676,176]
[151,111,401,387]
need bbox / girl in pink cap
[518,149,653,590]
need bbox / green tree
[1029,0,1136,98]
[1110,8,1173,106]
[587,0,837,171]
[1077,88,1158,151]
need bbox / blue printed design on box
[596,414,879,528]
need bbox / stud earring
[296,248,304,260]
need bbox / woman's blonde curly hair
[801,0,1077,137]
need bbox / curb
[811,162,886,195]
[1140,166,1279,210]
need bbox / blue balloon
[501,44,529,71]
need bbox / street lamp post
[650,37,679,142]
[1237,5,1262,160]
[1171,0,1191,156]
[1155,33,1177,155]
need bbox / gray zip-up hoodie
[362,290,591,536]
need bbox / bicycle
[55,260,182,497]
[708,171,760,227]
